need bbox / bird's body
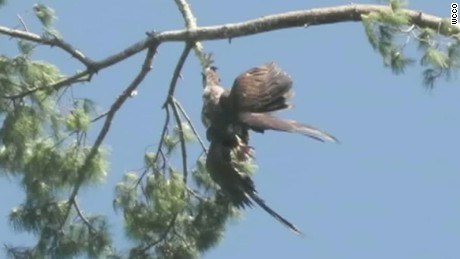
[201,62,337,235]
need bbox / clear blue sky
[1,1,460,258]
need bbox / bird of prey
[201,62,338,235]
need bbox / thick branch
[174,0,205,57]
[2,4,456,94]
[153,4,459,42]
[79,4,460,74]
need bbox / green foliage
[0,48,251,257]
[389,0,406,12]
[192,157,219,190]
[8,201,113,258]
[33,3,61,39]
[17,40,35,56]
[2,1,458,258]
[65,99,96,133]
[0,0,6,8]
[362,8,413,74]
[33,4,56,29]
[362,1,460,87]
[230,147,258,177]
[0,19,109,256]
[174,122,196,143]
[112,126,243,258]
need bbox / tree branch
[0,25,94,67]
[2,69,91,99]
[164,44,193,184]
[65,42,159,217]
[174,0,205,58]
[172,97,207,154]
[152,4,459,42]
[2,4,455,99]
[72,198,96,233]
[136,106,170,186]
[170,100,188,184]
[163,43,193,108]
[72,4,460,80]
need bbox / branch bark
[2,4,456,80]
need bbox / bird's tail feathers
[247,191,303,236]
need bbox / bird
[201,62,338,235]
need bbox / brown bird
[201,62,338,235]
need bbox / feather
[240,112,339,143]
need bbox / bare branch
[2,69,91,99]
[72,198,96,233]
[141,213,179,253]
[136,106,170,186]
[172,97,207,154]
[162,44,194,184]
[91,110,110,123]
[153,5,459,42]
[170,99,188,184]
[16,15,29,32]
[186,186,205,201]
[75,4,460,78]
[0,25,94,67]
[162,44,193,108]
[65,43,159,219]
[2,4,456,97]
[174,0,205,58]
[135,44,192,186]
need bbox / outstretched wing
[239,113,339,143]
[229,62,294,113]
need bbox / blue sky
[1,1,460,258]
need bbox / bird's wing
[229,62,294,113]
[206,139,255,207]
[206,139,303,235]
[239,112,339,143]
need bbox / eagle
[201,62,338,235]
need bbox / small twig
[172,97,207,154]
[91,110,110,123]
[0,25,94,66]
[399,24,416,33]
[16,15,29,32]
[186,186,205,201]
[2,70,91,99]
[73,198,96,233]
[170,99,188,184]
[136,106,170,186]
[142,213,179,252]
[162,43,193,108]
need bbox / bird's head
[202,66,221,88]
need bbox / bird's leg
[235,135,255,161]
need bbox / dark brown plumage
[201,62,338,235]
